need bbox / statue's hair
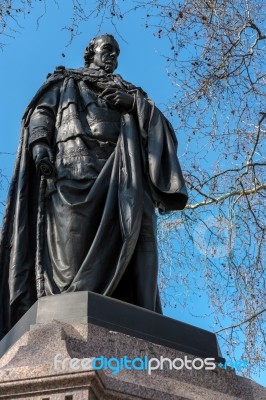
[84,34,120,67]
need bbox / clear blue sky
[0,1,265,387]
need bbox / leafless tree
[129,0,266,378]
[0,155,11,216]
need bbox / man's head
[84,34,120,73]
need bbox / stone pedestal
[0,292,223,361]
[0,320,265,399]
[0,293,265,399]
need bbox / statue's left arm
[133,89,188,211]
[102,73,188,211]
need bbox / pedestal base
[0,291,223,361]
[0,319,265,399]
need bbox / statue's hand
[32,142,55,178]
[32,142,54,165]
[100,87,135,113]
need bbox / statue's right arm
[29,81,61,167]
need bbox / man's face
[91,36,120,73]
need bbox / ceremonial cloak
[0,67,188,339]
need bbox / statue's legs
[112,191,158,311]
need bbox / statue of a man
[0,34,188,339]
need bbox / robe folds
[0,67,188,339]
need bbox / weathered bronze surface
[0,35,188,339]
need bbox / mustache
[103,59,118,71]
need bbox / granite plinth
[0,291,223,362]
[0,320,265,399]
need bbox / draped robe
[0,67,188,339]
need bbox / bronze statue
[0,34,188,339]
